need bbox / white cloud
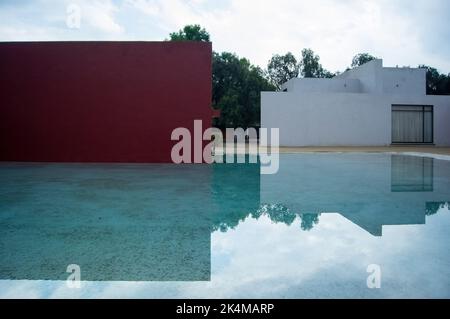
[0,0,449,71]
[126,0,450,72]
[81,0,124,34]
[124,0,160,17]
[0,0,124,41]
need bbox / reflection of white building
[260,153,450,236]
[262,59,450,146]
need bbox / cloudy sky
[1,0,449,73]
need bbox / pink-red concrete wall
[0,41,212,163]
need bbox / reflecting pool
[0,153,449,298]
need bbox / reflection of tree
[254,204,296,225]
[299,213,320,231]
[425,202,449,216]
[211,160,261,232]
[255,204,321,231]
[212,200,449,233]
[210,162,323,233]
[215,223,235,232]
[211,203,321,233]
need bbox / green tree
[168,24,276,127]
[299,48,334,78]
[351,53,377,68]
[320,69,335,78]
[169,24,210,42]
[267,52,299,89]
[444,75,450,95]
[419,65,450,95]
[212,52,275,128]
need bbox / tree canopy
[212,52,275,128]
[299,48,334,78]
[267,52,299,89]
[351,53,377,67]
[266,49,334,88]
[168,24,450,129]
[419,65,450,95]
[169,24,210,42]
[168,24,275,128]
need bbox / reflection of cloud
[1,205,449,298]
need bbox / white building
[261,59,450,146]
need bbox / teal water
[0,153,450,298]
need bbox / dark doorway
[392,105,433,144]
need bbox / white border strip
[387,152,450,161]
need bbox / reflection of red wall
[0,42,212,163]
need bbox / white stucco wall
[284,59,427,96]
[281,78,361,93]
[261,92,391,146]
[335,59,383,93]
[382,67,426,95]
[262,58,450,147]
[261,92,450,146]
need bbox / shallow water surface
[0,153,449,298]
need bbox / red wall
[0,41,212,163]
